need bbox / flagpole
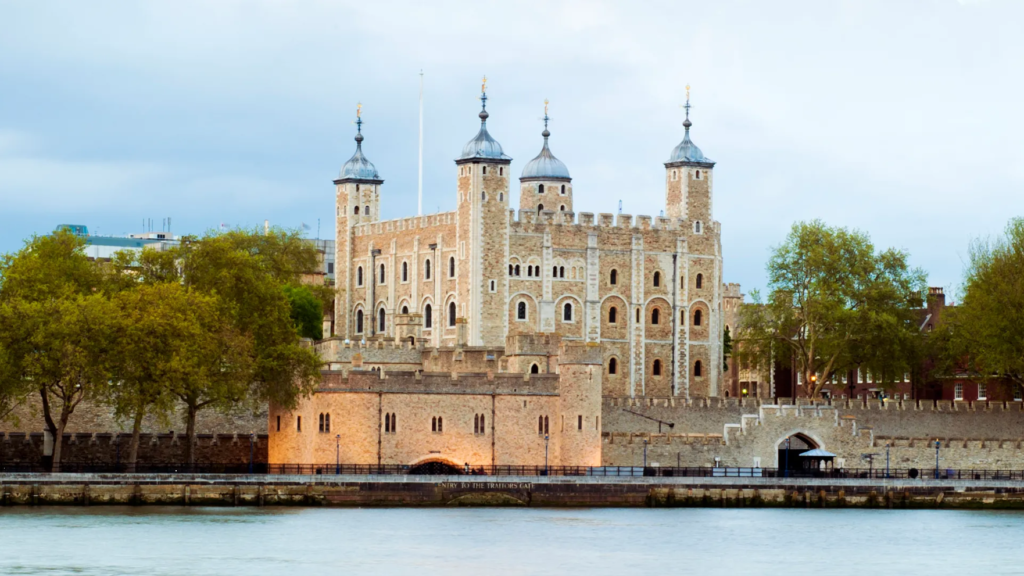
[417,69,424,217]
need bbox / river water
[1,507,1022,575]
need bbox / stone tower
[664,87,715,228]
[454,79,512,346]
[519,101,573,215]
[557,341,603,466]
[334,106,382,339]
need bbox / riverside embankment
[4,474,1024,508]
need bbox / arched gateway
[777,433,820,474]
[408,459,464,475]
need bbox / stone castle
[270,82,740,471]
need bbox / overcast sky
[1,0,1020,297]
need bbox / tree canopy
[931,218,1024,392]
[738,220,926,398]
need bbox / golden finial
[686,84,690,102]
[481,75,487,94]
[544,98,549,116]
[356,102,362,118]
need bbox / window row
[607,269,703,289]
[355,258,456,287]
[459,165,505,176]
[535,183,568,195]
[318,413,331,433]
[606,357,702,377]
[353,302,457,333]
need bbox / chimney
[927,287,946,309]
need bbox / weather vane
[482,75,487,94]
[544,98,549,116]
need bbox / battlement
[723,282,743,299]
[351,211,456,237]
[319,369,560,395]
[559,341,603,365]
[505,333,561,357]
[507,208,720,236]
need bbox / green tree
[934,218,1024,392]
[0,231,118,470]
[128,228,323,463]
[738,220,926,398]
[284,284,324,340]
[109,283,253,470]
[723,326,733,372]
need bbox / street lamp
[336,434,341,475]
[544,434,549,475]
[885,443,891,479]
[784,436,791,478]
[249,432,255,474]
[935,440,941,479]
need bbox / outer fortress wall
[602,398,1024,470]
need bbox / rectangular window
[327,262,334,274]
[276,416,280,432]
[978,384,987,401]
[954,383,964,401]
[297,416,302,432]
[577,415,583,430]
[489,280,496,292]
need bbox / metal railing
[3,462,1024,480]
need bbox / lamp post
[784,436,791,478]
[249,432,255,474]
[544,434,549,475]
[335,434,341,475]
[885,443,891,479]
[935,440,941,480]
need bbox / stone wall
[0,432,268,466]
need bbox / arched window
[653,359,662,376]
[424,304,432,328]
[538,416,544,434]
[385,413,391,433]
[354,206,359,215]
[378,308,386,332]
[297,416,301,432]
[696,169,701,179]
[538,204,544,212]
[538,184,545,194]
[379,264,386,284]
[609,306,617,323]
[481,191,486,201]
[696,273,703,289]
[517,301,527,320]
[402,262,408,282]
[479,414,485,433]
[636,308,640,323]
[325,413,330,433]
[651,308,660,325]
[609,357,617,375]
[563,302,573,321]
[437,416,443,432]
[431,417,437,432]
[653,271,661,287]
[531,364,539,374]
[559,266,565,278]
[552,266,558,277]
[514,264,520,276]
[610,269,617,285]
[364,205,370,217]
[425,259,431,280]
[357,266,363,286]
[560,205,566,211]
[560,184,566,195]
[401,305,409,314]
[319,413,324,432]
[694,309,703,326]
[356,310,364,333]
[448,302,456,326]
[694,360,703,377]
[449,257,455,278]
[694,221,702,234]
[474,414,479,434]
[391,413,396,433]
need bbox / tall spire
[683,84,692,132]
[355,102,364,144]
[479,75,489,124]
[521,98,570,180]
[338,102,381,181]
[542,98,550,141]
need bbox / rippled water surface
[1,506,1023,575]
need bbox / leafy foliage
[284,284,324,340]
[738,220,926,397]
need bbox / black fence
[2,462,1024,481]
